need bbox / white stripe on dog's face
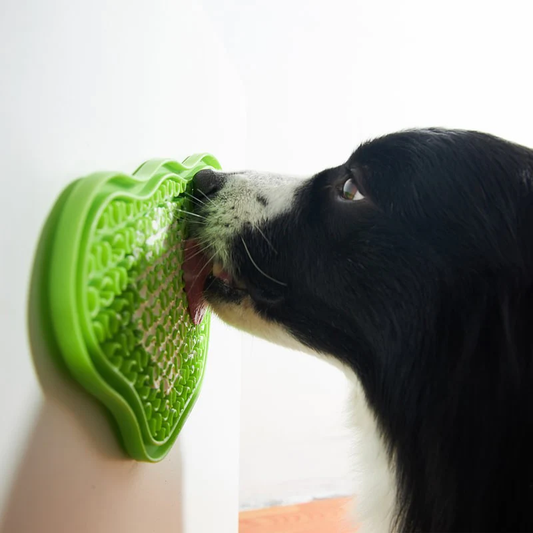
[197,171,307,268]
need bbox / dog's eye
[342,178,364,201]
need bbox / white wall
[205,0,533,509]
[0,1,244,532]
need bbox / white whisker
[183,191,208,208]
[240,236,287,286]
[193,250,217,284]
[196,188,215,205]
[175,208,207,220]
[186,243,212,263]
[254,224,278,255]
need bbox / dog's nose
[194,169,226,199]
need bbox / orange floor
[239,497,356,533]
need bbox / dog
[186,129,533,532]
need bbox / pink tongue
[183,239,211,325]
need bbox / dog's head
[187,129,533,530]
[189,129,533,375]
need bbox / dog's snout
[194,169,226,199]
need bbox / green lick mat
[37,154,220,462]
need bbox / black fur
[203,129,533,531]
[256,194,268,207]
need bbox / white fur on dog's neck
[349,380,397,533]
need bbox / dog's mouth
[183,239,246,324]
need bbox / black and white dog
[187,129,533,532]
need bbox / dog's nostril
[194,169,226,199]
